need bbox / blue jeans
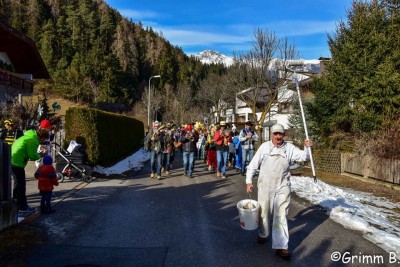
[182,151,195,176]
[40,191,52,212]
[162,153,172,171]
[150,150,162,176]
[217,150,228,174]
[241,148,255,173]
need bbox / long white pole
[294,76,317,182]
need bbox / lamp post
[147,75,161,131]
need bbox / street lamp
[147,75,161,131]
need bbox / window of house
[278,103,290,114]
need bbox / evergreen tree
[39,19,57,72]
[0,0,225,117]
[310,0,400,144]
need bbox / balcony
[0,68,33,96]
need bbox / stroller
[52,141,93,183]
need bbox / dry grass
[24,95,81,117]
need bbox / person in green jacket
[11,128,49,212]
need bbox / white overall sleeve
[287,143,310,162]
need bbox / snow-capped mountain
[194,50,234,67]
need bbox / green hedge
[65,107,144,166]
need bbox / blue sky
[104,1,353,59]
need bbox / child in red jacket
[34,155,59,214]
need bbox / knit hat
[43,155,53,165]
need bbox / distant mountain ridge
[194,50,234,66]
[194,50,322,71]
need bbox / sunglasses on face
[272,132,283,136]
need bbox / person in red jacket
[34,155,59,214]
[213,121,232,178]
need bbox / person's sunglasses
[272,132,283,135]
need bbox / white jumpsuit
[246,141,310,249]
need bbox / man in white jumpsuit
[246,124,313,259]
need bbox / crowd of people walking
[144,120,260,179]
[2,113,313,260]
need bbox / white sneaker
[208,165,212,171]
[150,173,155,178]
[166,171,169,175]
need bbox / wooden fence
[341,153,400,185]
[312,149,400,185]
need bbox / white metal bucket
[237,199,260,230]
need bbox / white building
[214,59,326,141]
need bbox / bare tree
[170,83,194,125]
[196,73,231,123]
[227,28,297,141]
[141,83,164,128]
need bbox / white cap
[271,124,284,134]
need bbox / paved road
[22,154,399,267]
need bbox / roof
[237,86,278,109]
[0,22,50,79]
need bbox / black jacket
[0,128,23,145]
[180,130,198,152]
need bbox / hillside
[24,95,80,117]
[0,0,216,107]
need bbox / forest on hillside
[0,0,226,118]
